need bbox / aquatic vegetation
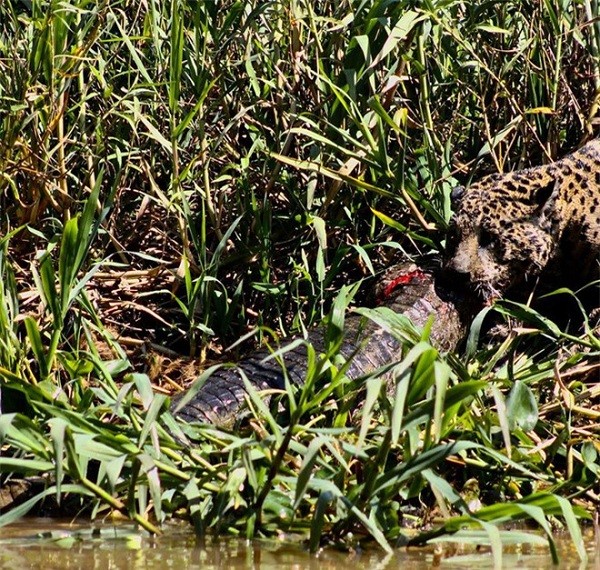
[0,1,598,567]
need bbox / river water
[0,518,597,569]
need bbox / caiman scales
[172,263,467,425]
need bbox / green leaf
[138,453,164,523]
[310,215,327,251]
[169,0,184,111]
[49,417,68,500]
[506,381,538,431]
[99,455,127,491]
[24,316,48,379]
[370,208,437,247]
[554,495,588,563]
[240,370,281,442]
[479,520,503,569]
[130,373,155,411]
[0,457,55,473]
[358,376,384,448]
[476,24,510,35]
[294,436,327,510]
[138,394,167,447]
[0,484,92,528]
[59,216,80,316]
[369,95,403,133]
[309,488,334,553]
[368,11,422,70]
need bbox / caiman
[171,262,468,425]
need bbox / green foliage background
[0,0,598,563]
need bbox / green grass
[0,0,598,567]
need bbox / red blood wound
[381,270,427,299]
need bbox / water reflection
[0,518,596,569]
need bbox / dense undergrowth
[0,0,599,566]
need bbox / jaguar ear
[532,178,556,208]
[450,185,465,204]
[532,178,559,227]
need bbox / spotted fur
[445,139,600,300]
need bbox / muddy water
[0,518,597,569]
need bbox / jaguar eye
[444,225,460,248]
[450,185,465,204]
[478,228,494,249]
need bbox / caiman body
[172,263,467,425]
